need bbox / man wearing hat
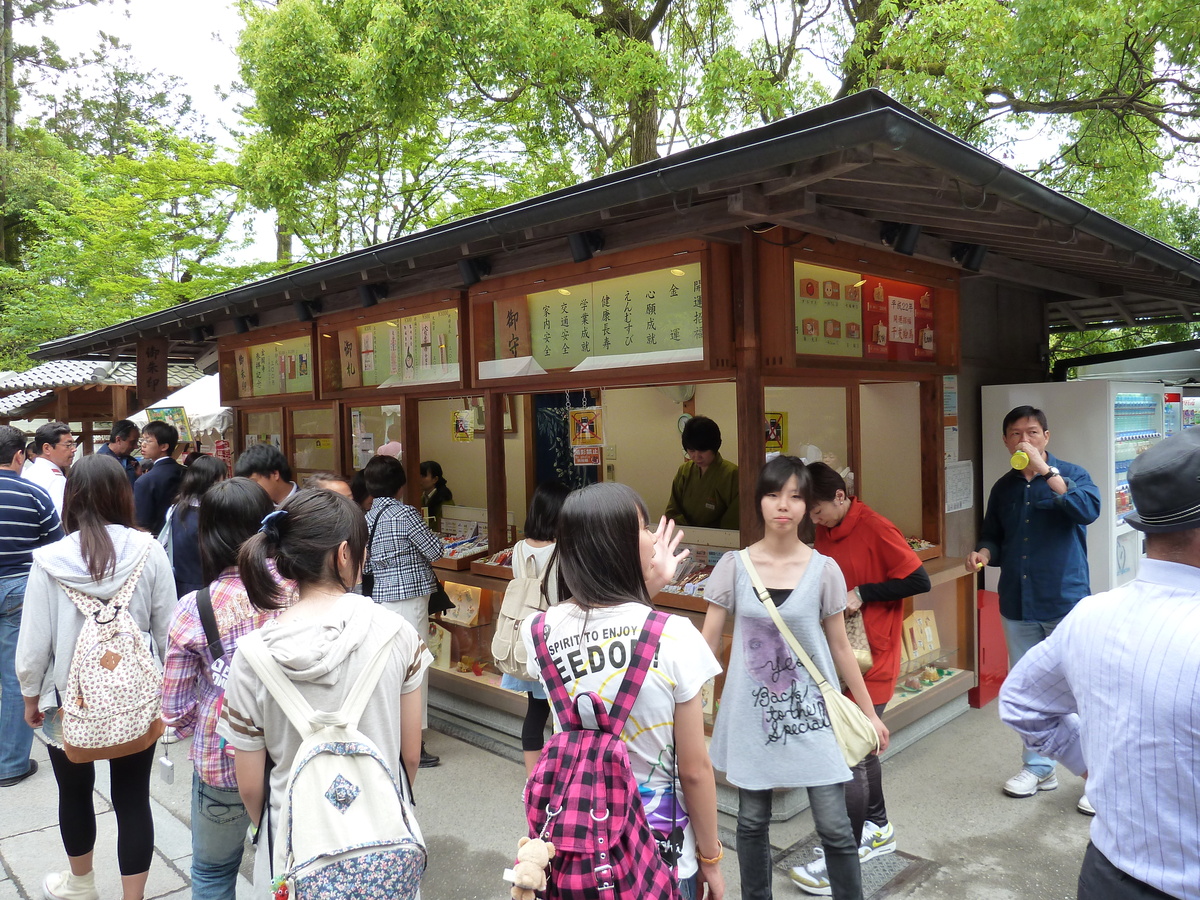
[999,426,1200,899]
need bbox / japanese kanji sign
[493,262,704,369]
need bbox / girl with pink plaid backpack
[520,483,726,900]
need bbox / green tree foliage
[0,41,278,370]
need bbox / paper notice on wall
[944,426,959,463]
[945,460,973,513]
[888,296,916,343]
[943,374,958,417]
[573,446,601,466]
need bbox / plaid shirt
[162,568,294,789]
[364,498,442,602]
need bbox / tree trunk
[628,88,659,166]
[275,215,292,263]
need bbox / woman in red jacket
[791,462,930,895]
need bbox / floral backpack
[59,546,164,763]
[525,609,678,900]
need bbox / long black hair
[199,477,274,582]
[238,489,368,610]
[524,480,570,542]
[62,454,136,582]
[175,454,228,506]
[553,482,652,610]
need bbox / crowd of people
[0,404,1192,900]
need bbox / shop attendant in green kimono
[665,416,740,530]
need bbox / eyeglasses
[57,441,76,450]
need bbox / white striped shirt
[1000,557,1200,899]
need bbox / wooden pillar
[80,422,94,455]
[136,338,170,407]
[54,389,69,424]
[484,391,508,551]
[735,230,765,542]
[402,394,421,508]
[112,386,129,422]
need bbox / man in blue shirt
[96,419,140,487]
[0,424,63,787]
[967,405,1100,805]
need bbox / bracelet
[697,840,724,865]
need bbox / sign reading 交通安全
[492,262,704,369]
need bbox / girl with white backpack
[16,454,176,900]
[216,489,431,898]
[494,479,570,775]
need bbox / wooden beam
[1108,296,1138,327]
[1054,302,1089,331]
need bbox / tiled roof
[0,361,204,392]
[0,390,53,418]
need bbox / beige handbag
[844,608,874,674]
[739,549,880,768]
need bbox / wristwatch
[1044,466,1061,479]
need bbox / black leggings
[845,702,889,842]
[521,695,551,752]
[48,744,156,875]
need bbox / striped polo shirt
[0,469,63,577]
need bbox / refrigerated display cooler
[981,381,1165,594]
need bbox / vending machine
[981,381,1165,594]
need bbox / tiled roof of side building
[0,361,204,392]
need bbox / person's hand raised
[645,515,690,597]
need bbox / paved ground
[0,700,1093,899]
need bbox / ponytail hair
[238,489,368,610]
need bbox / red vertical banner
[136,338,170,407]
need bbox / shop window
[291,407,336,482]
[323,305,461,393]
[763,385,852,490]
[349,405,401,470]
[243,410,283,450]
[229,336,314,398]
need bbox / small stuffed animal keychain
[503,836,556,900]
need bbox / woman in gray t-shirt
[701,456,888,900]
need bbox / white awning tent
[131,375,232,442]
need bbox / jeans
[1078,843,1174,899]
[0,574,33,780]
[191,772,248,900]
[737,785,861,900]
[1002,615,1063,778]
[679,874,696,900]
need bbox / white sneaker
[43,870,98,900]
[789,847,832,896]
[859,820,897,861]
[1077,793,1096,816]
[1003,767,1058,798]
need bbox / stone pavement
[0,700,1093,899]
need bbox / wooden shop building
[34,90,1200,809]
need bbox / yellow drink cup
[1010,450,1030,470]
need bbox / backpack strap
[238,614,406,738]
[340,615,405,729]
[195,585,224,662]
[530,609,669,734]
[61,544,152,621]
[604,610,669,734]
[530,611,582,730]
